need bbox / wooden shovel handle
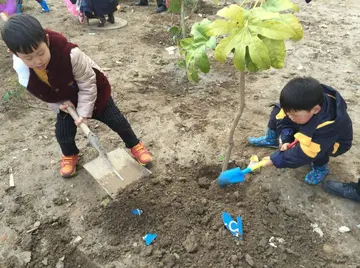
[66,106,91,137]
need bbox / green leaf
[214,27,251,64]
[177,59,186,68]
[262,0,299,13]
[168,0,181,13]
[278,14,303,40]
[180,38,193,49]
[207,20,232,36]
[19,85,25,93]
[9,90,17,96]
[168,26,181,35]
[248,35,270,70]
[206,36,217,49]
[2,92,9,102]
[233,42,247,71]
[205,3,304,73]
[261,38,285,68]
[246,49,259,72]
[251,7,280,20]
[248,16,295,40]
[214,24,271,71]
[217,4,245,25]
[179,19,214,82]
[168,26,182,43]
[187,65,200,82]
[191,19,212,41]
[197,49,211,73]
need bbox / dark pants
[266,105,351,167]
[157,0,166,7]
[17,0,42,4]
[267,105,281,130]
[55,97,139,156]
[81,0,118,17]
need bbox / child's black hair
[280,77,324,113]
[1,14,47,55]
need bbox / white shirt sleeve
[12,55,29,88]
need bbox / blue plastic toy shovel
[218,140,299,186]
[218,160,266,186]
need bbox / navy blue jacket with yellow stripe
[270,85,353,168]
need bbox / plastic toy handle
[248,160,267,172]
[288,140,299,149]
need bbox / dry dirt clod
[269,191,280,201]
[259,237,267,248]
[55,256,65,268]
[151,178,160,185]
[70,236,83,247]
[230,255,238,265]
[19,251,31,264]
[201,214,212,225]
[198,177,211,189]
[164,254,176,268]
[53,197,67,206]
[245,254,254,267]
[201,197,208,205]
[285,248,300,257]
[323,244,334,254]
[21,234,33,251]
[267,202,278,214]
[285,209,298,217]
[33,221,41,228]
[42,257,48,265]
[141,245,153,257]
[182,231,199,253]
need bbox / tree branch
[180,0,186,38]
[222,71,246,172]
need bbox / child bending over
[2,14,152,178]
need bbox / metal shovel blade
[83,148,151,199]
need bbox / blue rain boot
[16,3,22,13]
[323,179,360,203]
[248,129,279,148]
[304,164,330,185]
[39,0,50,12]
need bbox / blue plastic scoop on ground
[218,160,266,186]
[222,212,243,240]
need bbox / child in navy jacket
[249,77,352,185]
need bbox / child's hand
[280,143,290,151]
[59,101,75,113]
[75,116,87,126]
[262,156,273,167]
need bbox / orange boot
[60,155,79,178]
[130,142,152,166]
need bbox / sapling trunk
[222,71,246,172]
[180,0,186,38]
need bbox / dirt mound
[84,164,337,268]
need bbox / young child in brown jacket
[2,14,152,177]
